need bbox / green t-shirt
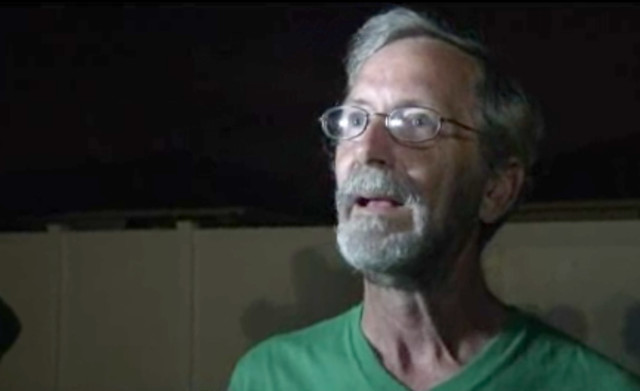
[229,305,640,390]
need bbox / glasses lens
[389,107,440,142]
[321,106,367,140]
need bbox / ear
[479,158,525,224]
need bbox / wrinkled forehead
[348,37,482,117]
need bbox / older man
[229,7,640,391]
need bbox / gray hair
[345,7,544,201]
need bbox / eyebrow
[343,98,443,113]
[342,98,370,108]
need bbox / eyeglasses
[319,105,477,144]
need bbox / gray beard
[335,165,479,291]
[336,200,428,274]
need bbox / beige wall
[0,221,639,390]
[485,221,640,374]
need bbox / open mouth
[354,196,403,210]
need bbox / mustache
[335,165,424,209]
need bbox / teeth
[355,196,401,207]
[369,200,394,208]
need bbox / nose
[354,114,396,168]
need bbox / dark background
[1,4,639,226]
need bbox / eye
[403,110,437,129]
[389,107,440,142]
[411,115,429,127]
[337,111,363,128]
[347,112,365,128]
[334,108,367,138]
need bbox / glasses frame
[319,105,478,145]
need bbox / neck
[360,232,508,390]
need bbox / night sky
[1,5,639,225]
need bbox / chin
[336,217,424,274]
[336,210,459,291]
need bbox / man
[229,6,640,390]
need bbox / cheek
[406,168,443,212]
[404,155,441,196]
[403,152,462,214]
[333,145,352,185]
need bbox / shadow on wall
[596,293,640,365]
[241,246,361,345]
[524,295,640,369]
[0,295,21,360]
[514,303,590,343]
[543,304,589,342]
[623,301,640,362]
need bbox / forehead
[348,37,481,115]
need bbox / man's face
[334,37,487,286]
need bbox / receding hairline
[376,36,482,78]
[348,36,485,123]
[347,30,490,99]
[346,11,490,86]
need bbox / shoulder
[510,309,640,390]
[245,304,358,358]
[228,305,360,391]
